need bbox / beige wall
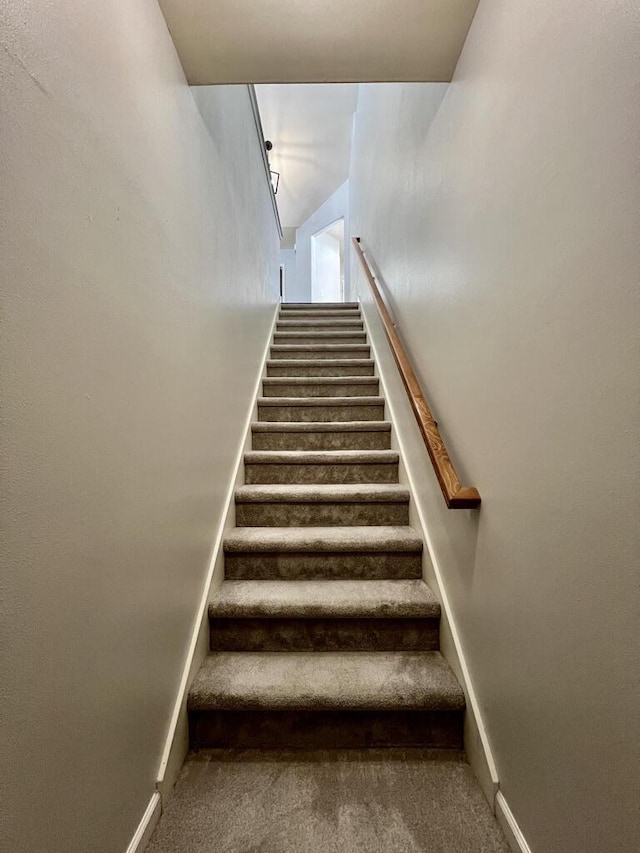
[0,2,278,851]
[349,2,640,851]
[158,0,479,84]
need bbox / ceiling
[256,84,358,229]
[158,0,480,85]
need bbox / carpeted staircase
[187,302,466,751]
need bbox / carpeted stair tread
[274,333,368,345]
[257,396,384,407]
[244,450,398,465]
[209,580,440,619]
[280,306,361,313]
[263,376,379,387]
[273,329,366,341]
[262,377,380,398]
[266,359,375,377]
[183,303,470,757]
[188,651,464,712]
[224,525,423,553]
[276,319,364,329]
[235,484,409,503]
[250,422,393,451]
[270,344,370,354]
[278,315,362,323]
[267,358,375,369]
[283,302,359,309]
[251,421,391,433]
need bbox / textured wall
[350,3,640,851]
[0,2,278,852]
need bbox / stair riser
[189,709,463,750]
[266,361,375,377]
[236,501,409,526]
[244,462,399,485]
[258,403,384,422]
[270,348,370,360]
[262,381,379,398]
[224,551,423,580]
[273,334,368,345]
[251,430,391,451]
[210,618,440,652]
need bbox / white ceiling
[256,84,358,229]
[158,0,479,85]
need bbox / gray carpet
[147,749,510,853]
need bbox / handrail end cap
[448,486,481,509]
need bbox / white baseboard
[155,303,280,797]
[125,792,161,853]
[496,792,532,853]
[357,289,499,806]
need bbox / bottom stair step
[145,750,510,853]
[188,651,464,748]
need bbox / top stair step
[282,303,359,310]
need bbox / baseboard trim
[358,291,500,805]
[125,792,161,853]
[496,792,532,853]
[155,303,280,795]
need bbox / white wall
[279,248,297,302]
[312,231,342,303]
[349,2,640,850]
[0,2,278,852]
[292,180,350,302]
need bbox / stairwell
[148,302,509,852]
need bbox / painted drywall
[279,249,297,302]
[281,228,297,251]
[349,2,640,849]
[0,2,278,853]
[292,180,350,303]
[158,0,479,84]
[312,230,342,303]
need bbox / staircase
[187,302,466,750]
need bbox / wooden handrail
[352,238,481,509]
